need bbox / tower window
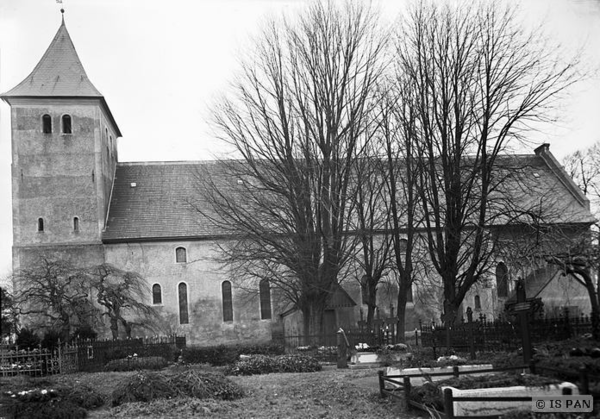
[152,284,162,305]
[259,279,272,320]
[222,281,233,322]
[474,295,481,310]
[175,247,187,263]
[73,217,80,232]
[42,115,52,133]
[37,218,44,232]
[178,282,189,324]
[62,115,72,134]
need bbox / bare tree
[563,141,600,218]
[197,1,387,337]
[86,264,157,339]
[374,80,424,342]
[13,258,95,340]
[557,141,600,337]
[350,150,392,332]
[394,1,581,325]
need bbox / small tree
[87,264,156,339]
[13,257,95,340]
[1,286,18,341]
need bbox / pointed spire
[1,19,102,98]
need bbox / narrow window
[42,114,52,133]
[175,247,187,263]
[222,281,233,322]
[406,283,413,303]
[62,115,72,134]
[496,262,508,298]
[152,284,162,305]
[37,218,44,232]
[474,295,481,310]
[73,217,80,232]
[178,283,189,324]
[259,279,272,320]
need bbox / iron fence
[420,313,593,356]
[0,335,185,376]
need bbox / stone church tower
[1,16,121,270]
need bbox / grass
[0,365,416,419]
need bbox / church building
[2,17,595,345]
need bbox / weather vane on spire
[56,0,64,15]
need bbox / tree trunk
[396,276,412,343]
[109,317,119,340]
[302,303,325,345]
[366,304,376,332]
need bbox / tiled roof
[1,19,102,98]
[103,162,228,242]
[103,150,595,242]
[490,152,596,226]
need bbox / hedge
[181,342,284,366]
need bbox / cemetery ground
[0,365,416,419]
[2,336,600,418]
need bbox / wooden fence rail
[378,362,600,418]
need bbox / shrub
[15,328,40,350]
[105,347,131,361]
[3,384,104,419]
[57,384,105,409]
[71,324,97,341]
[181,342,284,366]
[111,371,176,406]
[227,354,322,375]
[167,370,244,400]
[105,356,168,372]
[14,399,87,419]
[41,329,62,350]
[144,343,177,362]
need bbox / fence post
[336,328,348,369]
[414,328,419,347]
[579,366,589,395]
[443,388,455,419]
[57,338,63,375]
[378,370,386,398]
[403,376,411,411]
[529,359,537,375]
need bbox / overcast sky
[1,0,599,278]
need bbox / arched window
[222,281,233,322]
[42,114,52,133]
[474,295,481,310]
[496,262,508,298]
[62,115,72,134]
[407,283,414,303]
[152,284,162,305]
[37,218,44,232]
[259,279,272,320]
[178,283,189,324]
[73,217,80,232]
[175,247,187,263]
